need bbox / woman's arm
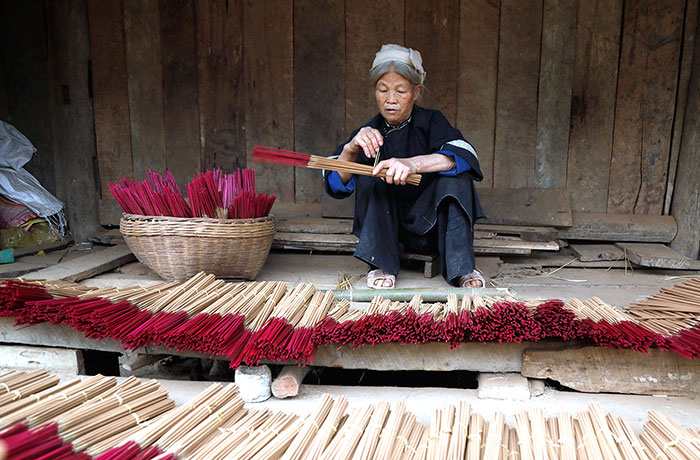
[372,153,456,185]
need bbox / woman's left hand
[372,158,418,185]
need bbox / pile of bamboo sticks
[2,275,700,366]
[2,369,698,460]
[0,371,174,458]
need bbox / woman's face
[375,70,421,125]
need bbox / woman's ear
[414,84,422,102]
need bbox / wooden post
[671,8,700,260]
[271,365,311,399]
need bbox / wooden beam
[522,345,700,396]
[23,244,136,282]
[478,188,573,227]
[671,0,700,260]
[272,232,552,253]
[560,211,677,242]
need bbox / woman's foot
[459,270,485,288]
[367,269,396,289]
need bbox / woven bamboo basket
[119,213,276,281]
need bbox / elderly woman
[324,44,485,289]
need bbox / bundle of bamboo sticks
[0,371,174,459]
[3,369,698,460]
[2,276,700,369]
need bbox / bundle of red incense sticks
[109,168,275,219]
[252,145,423,186]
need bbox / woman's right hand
[345,127,384,160]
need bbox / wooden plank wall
[0,0,694,223]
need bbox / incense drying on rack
[109,168,275,219]
[1,277,700,369]
[252,145,423,186]
[1,369,698,460]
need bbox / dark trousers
[352,175,476,286]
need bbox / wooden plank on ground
[275,217,354,234]
[478,188,573,227]
[294,0,345,204]
[272,232,548,253]
[244,0,294,203]
[607,0,684,214]
[161,0,201,190]
[0,1,56,194]
[500,254,629,269]
[23,244,136,282]
[123,0,167,179]
[12,239,73,258]
[665,0,698,214]
[196,0,246,172]
[457,0,500,188]
[535,0,577,189]
[615,242,692,269]
[571,243,625,262]
[46,0,101,241]
[475,224,558,243]
[493,0,543,188]
[405,0,459,124]
[522,345,700,396]
[560,211,677,242]
[566,0,622,212]
[670,3,700,260]
[276,217,559,243]
[273,233,358,252]
[87,0,134,198]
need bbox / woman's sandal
[459,270,485,288]
[367,269,396,289]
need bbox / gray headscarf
[370,44,426,84]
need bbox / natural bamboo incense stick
[253,145,422,186]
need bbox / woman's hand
[345,127,384,160]
[372,158,418,185]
